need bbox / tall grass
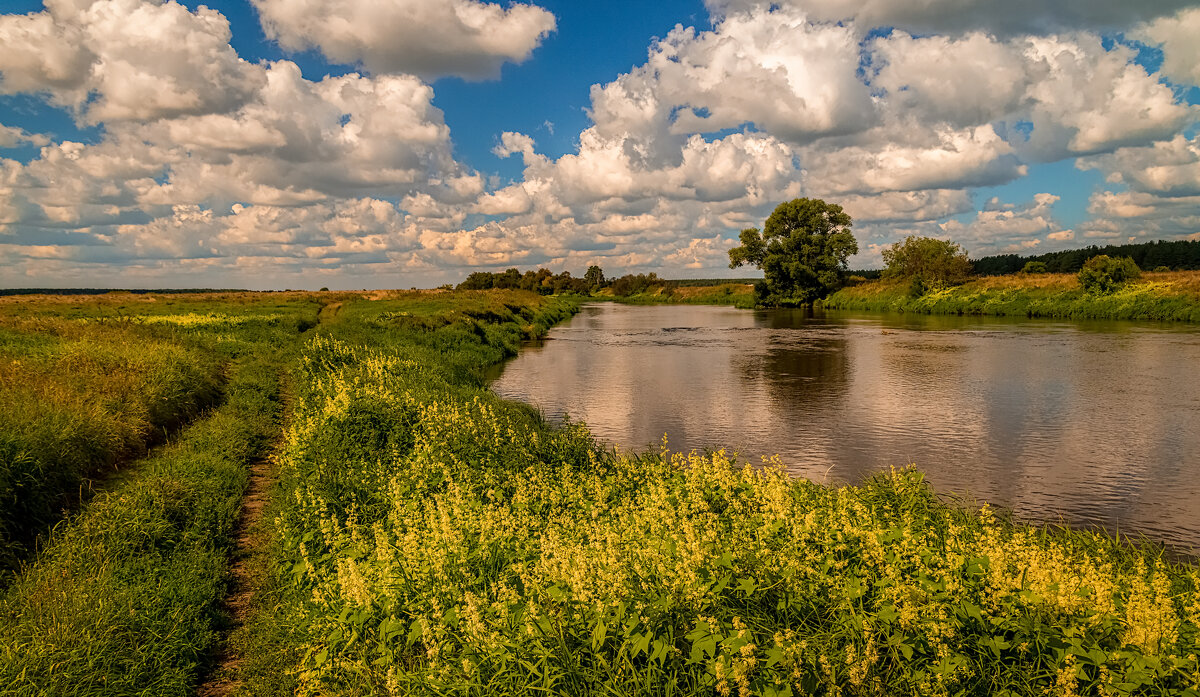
[0,353,284,696]
[241,293,1200,696]
[0,322,223,574]
[824,272,1200,322]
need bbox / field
[823,271,1200,322]
[1,290,1198,696]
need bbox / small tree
[881,236,972,295]
[1078,255,1140,294]
[1021,261,1047,274]
[728,198,857,306]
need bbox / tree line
[972,239,1200,275]
[457,265,669,297]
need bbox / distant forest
[971,239,1200,275]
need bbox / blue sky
[0,0,1198,288]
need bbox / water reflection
[490,303,1200,552]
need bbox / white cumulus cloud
[252,0,556,79]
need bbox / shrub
[882,236,972,295]
[1078,255,1141,294]
[1020,261,1047,274]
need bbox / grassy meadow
[0,289,1198,696]
[823,271,1200,322]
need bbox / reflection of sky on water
[490,303,1200,553]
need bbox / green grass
[0,355,283,696]
[823,272,1200,322]
[0,323,224,575]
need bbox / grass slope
[823,271,1200,322]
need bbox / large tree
[728,198,857,305]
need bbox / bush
[882,236,972,295]
[1020,261,1047,274]
[1077,255,1141,294]
[1153,265,1170,272]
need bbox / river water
[489,303,1200,552]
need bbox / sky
[1,0,1199,289]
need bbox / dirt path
[194,445,274,697]
[196,306,330,696]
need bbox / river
[489,303,1200,553]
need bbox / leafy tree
[609,273,663,296]
[1021,261,1047,274]
[728,198,857,305]
[457,272,495,290]
[584,265,606,291]
[882,236,973,295]
[1078,255,1141,294]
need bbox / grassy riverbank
[603,282,756,308]
[823,271,1200,321]
[238,292,1198,696]
[3,290,1199,696]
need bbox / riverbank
[823,270,1200,321]
[602,282,756,308]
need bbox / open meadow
[0,291,1198,696]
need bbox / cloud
[1079,134,1200,198]
[1019,35,1194,158]
[839,190,974,223]
[2,0,1198,286]
[1085,190,1200,239]
[0,0,264,123]
[705,0,1197,36]
[869,32,1030,128]
[1134,7,1200,87]
[0,125,50,148]
[251,0,556,79]
[630,9,874,144]
[868,31,1194,160]
[938,193,1073,255]
[800,123,1025,195]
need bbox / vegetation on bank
[229,291,1199,697]
[823,270,1200,321]
[600,282,756,308]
